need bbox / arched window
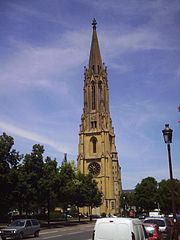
[92,82,95,110]
[91,137,97,153]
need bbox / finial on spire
[92,18,97,29]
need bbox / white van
[93,217,147,240]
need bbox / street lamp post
[162,124,177,239]
[123,196,127,217]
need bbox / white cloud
[0,24,177,95]
[0,43,85,89]
[0,29,91,95]
[101,29,178,61]
[5,1,62,24]
[85,0,180,27]
[110,63,132,73]
[0,121,68,153]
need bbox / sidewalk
[0,219,95,229]
[41,219,94,228]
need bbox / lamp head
[162,124,173,144]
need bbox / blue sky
[0,0,180,189]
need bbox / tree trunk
[78,207,80,222]
[47,191,50,227]
[90,206,92,221]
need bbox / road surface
[39,222,95,240]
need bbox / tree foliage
[158,179,180,214]
[1,132,180,221]
[120,191,136,212]
[58,162,102,213]
[0,132,21,169]
[134,177,180,215]
[58,161,76,210]
[14,144,45,214]
[38,156,59,224]
[0,131,103,220]
[0,133,22,217]
[74,172,102,209]
[135,177,158,212]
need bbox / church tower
[77,19,122,215]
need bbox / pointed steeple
[88,18,103,74]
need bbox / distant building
[123,189,135,194]
[77,19,122,215]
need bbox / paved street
[39,222,95,240]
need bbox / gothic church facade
[77,19,122,215]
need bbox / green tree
[128,192,136,208]
[58,161,76,214]
[14,144,45,215]
[83,174,102,212]
[0,133,21,169]
[58,161,102,221]
[120,191,136,216]
[39,156,59,224]
[135,177,158,213]
[73,172,102,221]
[0,133,21,218]
[158,179,180,214]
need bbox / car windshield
[10,220,26,227]
[144,219,165,227]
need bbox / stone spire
[88,18,103,74]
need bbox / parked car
[60,213,73,219]
[143,223,162,240]
[78,213,87,218]
[0,219,40,240]
[60,213,72,218]
[92,217,148,240]
[143,217,172,240]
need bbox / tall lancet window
[98,81,102,107]
[92,81,95,110]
